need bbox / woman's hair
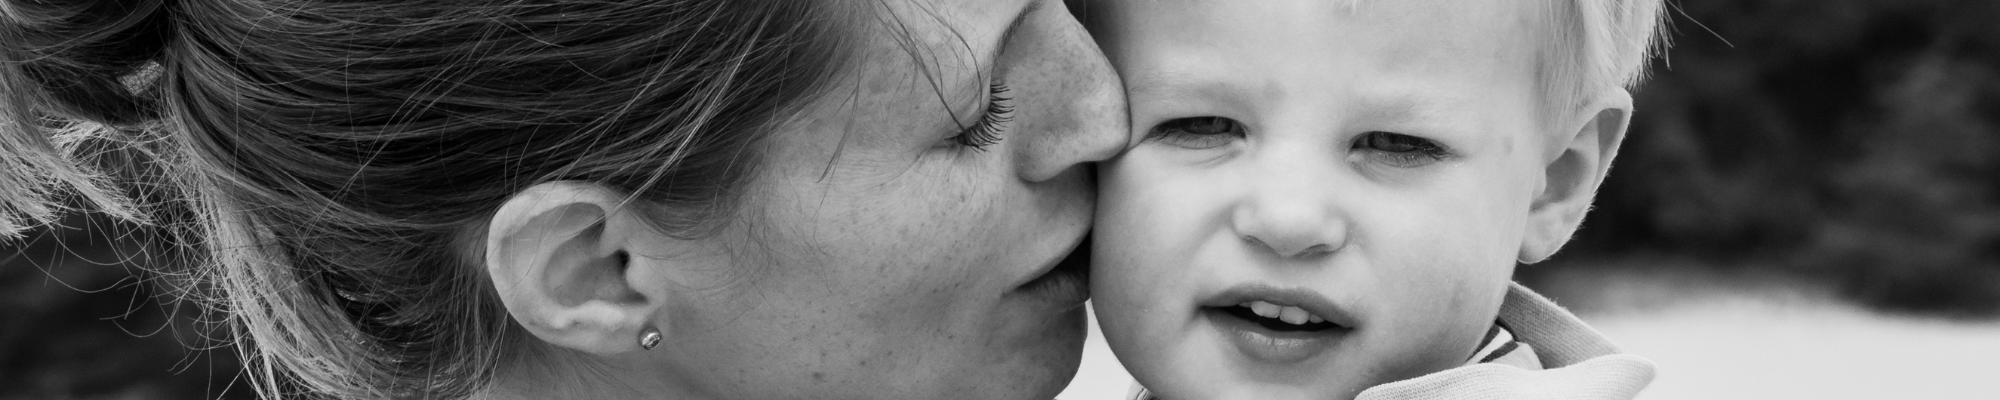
[2,0,854,398]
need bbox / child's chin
[1166,379,1369,400]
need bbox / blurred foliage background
[1,215,248,400]
[5,0,1998,398]
[1524,0,2000,318]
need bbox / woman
[0,0,1125,399]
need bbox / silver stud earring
[639,327,662,350]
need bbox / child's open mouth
[1219,301,1345,332]
[1199,285,1358,364]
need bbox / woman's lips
[1201,284,1359,364]
[1009,237,1091,309]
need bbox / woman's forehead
[736,1,1016,172]
[792,0,1040,136]
[847,0,1036,81]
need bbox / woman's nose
[1231,160,1348,259]
[1008,3,1127,183]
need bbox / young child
[1081,0,1666,399]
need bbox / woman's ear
[486,181,661,355]
[1520,89,1632,264]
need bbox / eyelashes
[951,82,1014,149]
[1352,131,1454,167]
[1154,117,1244,137]
[1146,116,1245,150]
[1143,116,1455,167]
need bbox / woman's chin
[979,305,1088,400]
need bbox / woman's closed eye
[1352,131,1453,168]
[1146,116,1245,150]
[948,82,1015,150]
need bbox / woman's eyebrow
[990,1,1045,62]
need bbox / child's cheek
[1100,144,1234,257]
[1097,146,1187,269]
[1091,147,1182,362]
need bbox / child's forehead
[1108,0,1550,120]
[1108,0,1548,63]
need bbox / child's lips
[1205,307,1351,364]
[1200,284,1359,330]
[1199,284,1360,364]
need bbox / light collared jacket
[1125,283,1657,400]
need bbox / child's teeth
[1249,301,1281,318]
[1243,301,1327,325]
[1278,306,1310,325]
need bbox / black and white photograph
[3,0,1996,399]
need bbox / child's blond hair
[1540,0,1669,128]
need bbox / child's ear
[1520,89,1632,264]
[484,181,668,355]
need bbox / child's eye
[1146,116,1245,150]
[1353,131,1453,167]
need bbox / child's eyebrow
[1123,68,1254,114]
[1124,67,1479,134]
[1358,91,1475,128]
[1363,97,1443,123]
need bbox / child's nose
[1231,173,1348,259]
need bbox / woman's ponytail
[2,0,173,124]
[4,1,853,398]
[0,0,176,237]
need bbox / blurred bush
[1533,0,2000,317]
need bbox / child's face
[1090,0,1556,398]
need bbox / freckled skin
[1088,0,1556,399]
[624,1,1127,399]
